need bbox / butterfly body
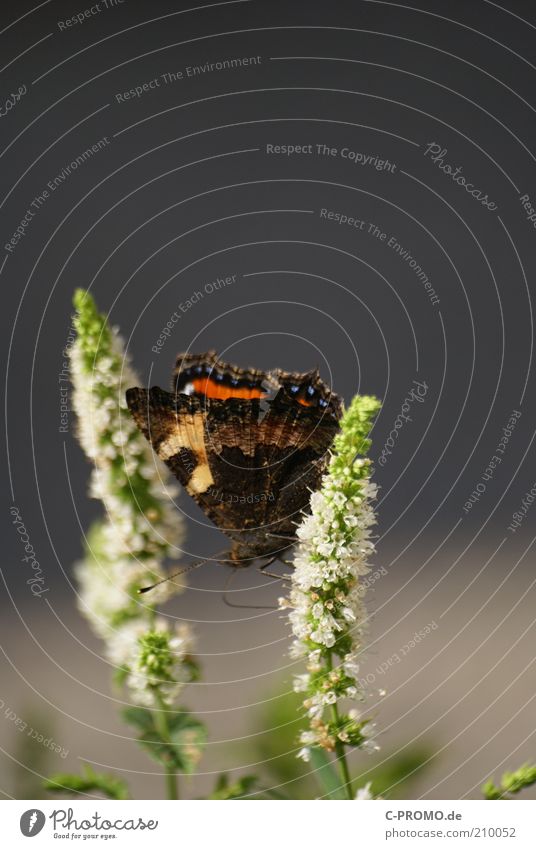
[126,351,342,566]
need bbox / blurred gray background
[1,0,535,799]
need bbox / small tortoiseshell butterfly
[126,351,342,568]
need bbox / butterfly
[126,351,342,570]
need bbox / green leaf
[502,764,536,794]
[121,706,154,733]
[483,763,536,799]
[126,708,207,775]
[44,764,129,799]
[309,748,347,799]
[209,773,259,800]
[482,780,503,800]
[113,665,129,687]
[331,393,381,468]
[167,713,207,774]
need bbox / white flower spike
[281,393,381,761]
[69,290,196,709]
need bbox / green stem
[146,612,179,798]
[327,653,354,800]
[163,763,178,801]
[153,692,179,800]
[331,703,354,800]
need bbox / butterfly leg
[266,532,298,542]
[222,562,278,610]
[257,554,291,580]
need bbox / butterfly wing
[125,386,272,542]
[126,354,342,560]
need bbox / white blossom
[355,782,374,800]
[69,290,195,709]
[74,547,171,639]
[281,394,381,755]
[69,290,184,565]
[112,617,194,708]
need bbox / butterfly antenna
[138,550,230,594]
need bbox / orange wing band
[192,378,265,400]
